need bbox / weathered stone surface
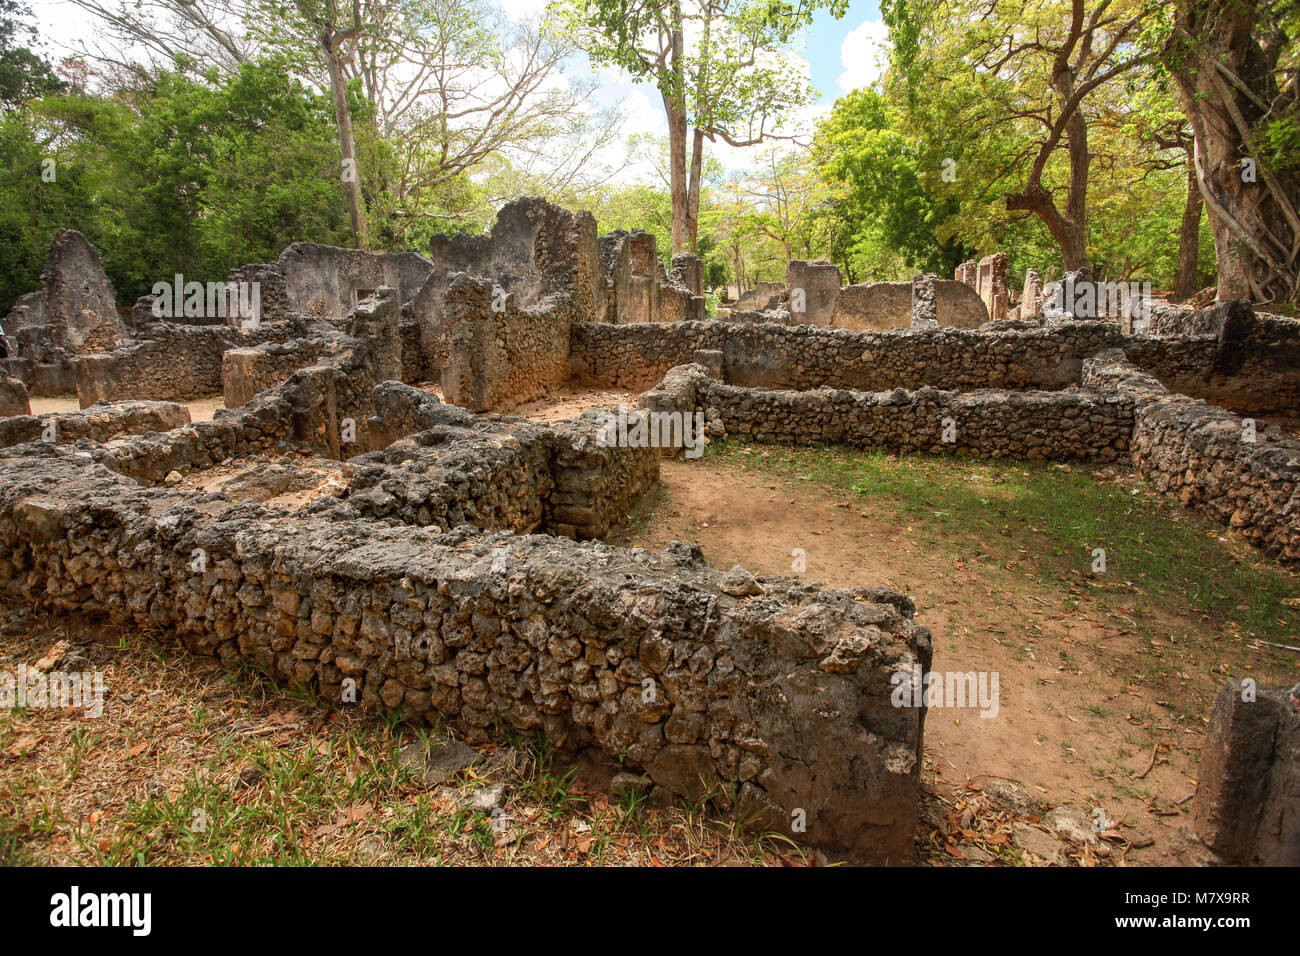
[0,439,930,864]
[1193,680,1300,865]
[40,229,127,355]
[0,377,30,418]
[786,260,841,327]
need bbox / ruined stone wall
[0,400,191,450]
[75,322,288,408]
[1083,350,1300,564]
[786,260,841,326]
[222,338,336,409]
[359,381,660,541]
[570,319,1128,393]
[0,443,929,863]
[571,315,1297,411]
[441,275,571,412]
[649,364,1132,461]
[273,244,432,318]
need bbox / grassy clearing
[708,441,1300,649]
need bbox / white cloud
[837,19,890,93]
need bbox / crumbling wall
[75,323,287,408]
[222,338,335,409]
[404,199,601,384]
[786,260,841,326]
[831,282,912,330]
[730,282,783,311]
[571,313,1297,412]
[570,319,1128,393]
[0,443,930,864]
[650,363,1133,461]
[2,230,129,396]
[273,244,432,318]
[830,279,988,331]
[600,230,660,324]
[1084,349,1300,563]
[0,399,190,450]
[441,275,570,412]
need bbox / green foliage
[814,88,970,280]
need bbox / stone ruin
[2,196,1298,864]
[2,229,128,397]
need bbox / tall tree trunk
[1173,159,1203,301]
[322,30,368,251]
[686,128,705,253]
[1168,1,1299,303]
[665,1,687,255]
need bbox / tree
[558,0,844,254]
[885,0,1154,271]
[1159,0,1299,303]
[0,0,64,106]
[738,146,827,264]
[815,87,972,277]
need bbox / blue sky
[802,0,884,104]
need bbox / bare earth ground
[606,451,1298,866]
[4,386,1296,866]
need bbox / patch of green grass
[708,441,1299,647]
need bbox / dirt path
[608,456,1237,865]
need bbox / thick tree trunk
[323,32,368,251]
[1168,1,1299,303]
[686,127,705,253]
[1173,160,1203,301]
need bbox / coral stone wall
[649,364,1133,461]
[1084,350,1300,563]
[0,442,930,864]
[75,323,288,408]
[0,400,191,450]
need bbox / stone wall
[570,312,1297,413]
[648,363,1133,461]
[830,279,988,331]
[75,322,288,408]
[273,243,432,318]
[441,275,571,412]
[786,260,841,326]
[570,319,1128,393]
[1083,349,1300,564]
[0,434,930,864]
[222,338,335,409]
[0,399,190,450]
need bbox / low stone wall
[0,399,190,450]
[1193,680,1299,865]
[75,322,288,408]
[570,319,1126,393]
[222,338,333,409]
[355,382,659,540]
[647,364,1133,461]
[571,312,1298,414]
[0,443,930,863]
[1083,350,1300,564]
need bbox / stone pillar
[910,274,939,328]
[671,254,703,295]
[786,260,842,326]
[1022,268,1042,318]
[1193,680,1300,865]
[348,286,402,384]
